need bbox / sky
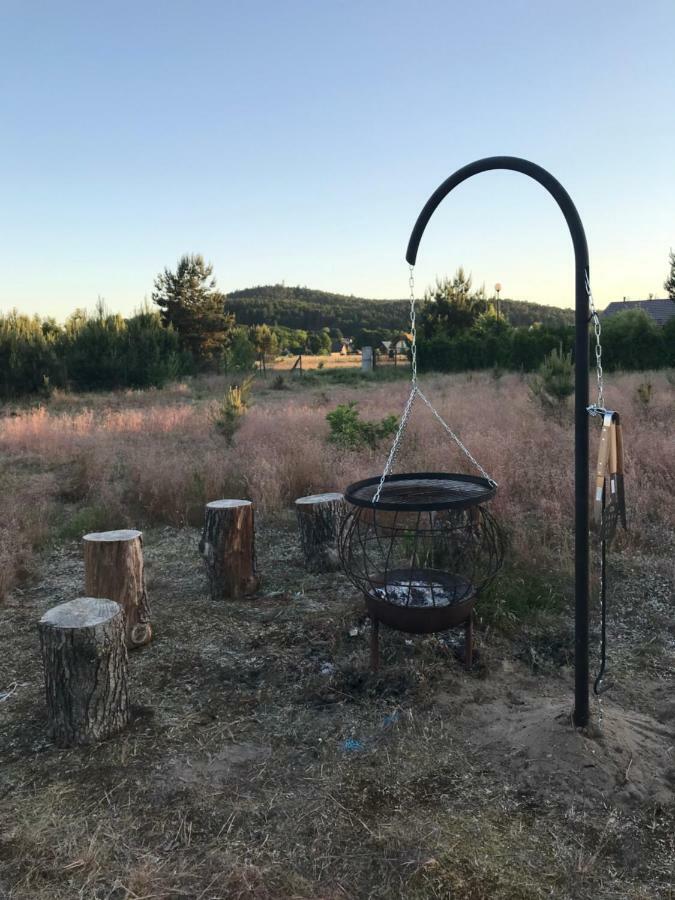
[1,0,673,320]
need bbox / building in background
[602,299,675,327]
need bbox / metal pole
[406,156,591,726]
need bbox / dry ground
[1,516,673,900]
[0,369,673,898]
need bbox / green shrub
[212,375,254,442]
[326,401,397,449]
[636,380,653,408]
[600,309,666,370]
[528,344,574,410]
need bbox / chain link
[416,388,497,486]
[586,271,605,412]
[409,265,417,385]
[372,264,496,502]
[373,385,417,502]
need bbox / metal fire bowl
[364,568,476,634]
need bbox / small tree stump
[83,529,152,648]
[199,500,259,600]
[295,492,345,572]
[39,597,130,747]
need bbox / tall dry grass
[0,370,672,600]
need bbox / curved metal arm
[406,156,591,727]
[406,156,589,268]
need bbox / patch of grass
[479,558,571,632]
[52,504,123,541]
[299,365,410,387]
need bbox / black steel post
[406,157,591,726]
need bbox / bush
[0,305,187,399]
[224,327,257,373]
[211,375,255,442]
[326,401,397,449]
[0,312,65,399]
[61,305,184,391]
[528,344,574,410]
[600,309,666,371]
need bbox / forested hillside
[225,285,407,333]
[225,284,574,333]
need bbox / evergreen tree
[225,327,257,372]
[251,323,279,365]
[665,249,675,301]
[420,269,488,337]
[152,254,234,366]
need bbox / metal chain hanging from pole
[409,265,417,385]
[586,273,619,703]
[373,265,496,503]
[586,272,605,414]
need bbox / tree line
[224,282,575,332]
[1,253,673,399]
[416,268,675,374]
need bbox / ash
[373,580,462,607]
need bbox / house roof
[601,299,674,326]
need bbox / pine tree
[152,254,234,365]
[420,268,488,337]
[664,249,675,302]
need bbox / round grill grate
[344,472,496,512]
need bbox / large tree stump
[39,597,130,747]
[199,500,259,600]
[83,529,152,648]
[295,492,345,572]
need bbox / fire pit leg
[370,618,380,672]
[464,613,474,670]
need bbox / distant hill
[225,284,574,334]
[225,285,407,334]
[499,297,573,328]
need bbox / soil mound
[473,695,674,808]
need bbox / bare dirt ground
[1,516,673,900]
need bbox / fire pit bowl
[339,473,505,664]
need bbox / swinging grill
[339,473,504,635]
[339,242,505,667]
[338,156,625,724]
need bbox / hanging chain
[373,264,496,503]
[586,271,605,413]
[416,388,497,486]
[373,385,417,502]
[587,269,608,711]
[409,265,417,385]
[373,266,419,502]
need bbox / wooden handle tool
[614,416,627,529]
[594,412,614,527]
[608,419,618,502]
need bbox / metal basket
[339,473,505,634]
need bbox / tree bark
[295,492,345,572]
[83,529,152,648]
[199,500,259,600]
[39,597,130,747]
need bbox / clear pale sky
[1,0,673,320]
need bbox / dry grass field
[0,368,673,899]
[266,352,363,370]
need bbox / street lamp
[494,282,502,318]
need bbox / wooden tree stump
[199,500,259,600]
[39,597,130,747]
[295,492,345,572]
[83,529,152,648]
